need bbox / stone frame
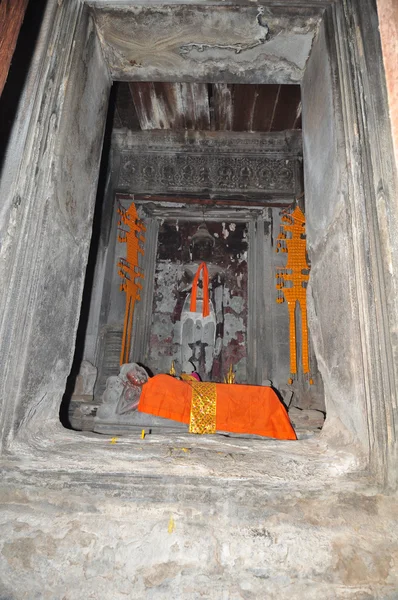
[0,0,397,488]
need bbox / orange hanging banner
[117,202,146,365]
[275,206,311,381]
[189,262,210,317]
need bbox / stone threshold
[1,419,369,500]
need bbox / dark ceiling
[113,82,302,132]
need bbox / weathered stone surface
[289,406,325,432]
[0,2,111,446]
[69,400,99,431]
[307,209,368,447]
[71,360,97,401]
[0,426,397,599]
[351,0,398,486]
[302,20,343,246]
[302,19,368,450]
[303,4,398,485]
[89,4,322,84]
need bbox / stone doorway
[0,0,397,488]
[61,79,326,436]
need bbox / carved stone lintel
[114,130,302,197]
[113,129,303,154]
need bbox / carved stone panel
[115,130,302,197]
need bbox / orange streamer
[190,262,210,317]
[117,202,146,365]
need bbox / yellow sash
[188,381,217,434]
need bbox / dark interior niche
[60,83,325,438]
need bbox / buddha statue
[178,224,224,381]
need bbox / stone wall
[0,1,111,445]
[302,18,368,446]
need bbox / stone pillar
[0,0,111,449]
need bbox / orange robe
[138,374,296,440]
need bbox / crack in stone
[179,6,269,57]
[179,34,269,57]
[179,10,269,57]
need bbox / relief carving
[118,152,298,195]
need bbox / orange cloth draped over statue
[138,374,296,440]
[190,262,210,317]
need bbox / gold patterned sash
[189,382,217,434]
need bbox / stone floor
[0,414,397,599]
